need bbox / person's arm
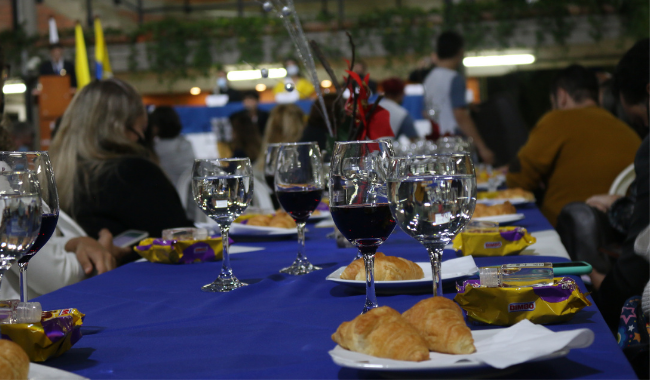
[506,114,563,191]
[450,75,494,164]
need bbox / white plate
[476,175,505,191]
[329,329,569,372]
[196,222,297,237]
[476,197,534,206]
[326,261,477,292]
[472,213,525,224]
[308,211,331,222]
[29,363,88,380]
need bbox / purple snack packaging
[134,237,230,264]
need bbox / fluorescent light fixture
[463,54,535,67]
[227,68,287,81]
[2,83,26,94]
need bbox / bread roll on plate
[340,252,424,281]
[332,306,429,362]
[403,297,476,355]
[0,339,29,379]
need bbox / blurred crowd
[0,33,648,365]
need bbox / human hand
[586,194,621,213]
[68,236,117,275]
[97,229,132,265]
[478,146,496,166]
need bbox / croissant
[0,339,29,379]
[496,188,534,201]
[340,252,424,281]
[247,215,273,226]
[332,306,430,362]
[402,297,476,355]
[269,214,296,228]
[473,201,516,218]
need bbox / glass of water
[192,158,254,292]
[0,172,43,293]
[387,154,476,297]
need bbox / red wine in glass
[276,189,322,223]
[330,204,396,247]
[18,213,58,264]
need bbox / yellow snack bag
[453,226,536,256]
[1,308,85,362]
[454,278,591,325]
[134,237,224,264]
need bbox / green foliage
[0,28,39,70]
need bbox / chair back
[609,163,635,196]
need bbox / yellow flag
[75,23,90,89]
[94,17,112,79]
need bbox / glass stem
[18,262,28,302]
[295,221,307,263]
[219,226,233,279]
[424,242,446,297]
[360,246,378,313]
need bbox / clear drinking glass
[329,140,396,313]
[274,142,323,275]
[192,158,254,292]
[387,153,476,297]
[264,143,282,210]
[0,152,59,302]
[0,172,43,293]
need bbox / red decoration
[343,68,394,141]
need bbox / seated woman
[50,79,192,263]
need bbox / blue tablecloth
[174,95,425,135]
[34,208,635,379]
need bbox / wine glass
[274,142,323,275]
[0,152,59,302]
[329,140,396,313]
[0,172,43,294]
[192,158,254,292]
[264,143,282,210]
[387,153,476,297]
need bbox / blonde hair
[256,104,305,171]
[49,79,148,215]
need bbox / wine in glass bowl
[388,154,476,297]
[192,158,253,292]
[275,188,322,222]
[275,142,324,275]
[0,152,59,302]
[329,140,395,313]
[0,172,43,294]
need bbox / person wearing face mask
[505,64,641,227]
[214,70,243,103]
[273,58,315,101]
[49,79,193,264]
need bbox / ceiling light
[190,87,201,95]
[227,68,287,81]
[2,83,26,94]
[255,84,267,92]
[320,80,332,88]
[463,54,535,67]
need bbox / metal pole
[237,0,243,17]
[337,0,343,25]
[137,0,143,25]
[11,0,19,31]
[86,0,93,27]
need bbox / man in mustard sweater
[506,65,641,226]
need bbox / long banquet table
[35,204,637,379]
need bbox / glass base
[279,259,321,275]
[201,276,248,292]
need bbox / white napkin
[441,256,478,280]
[429,320,594,369]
